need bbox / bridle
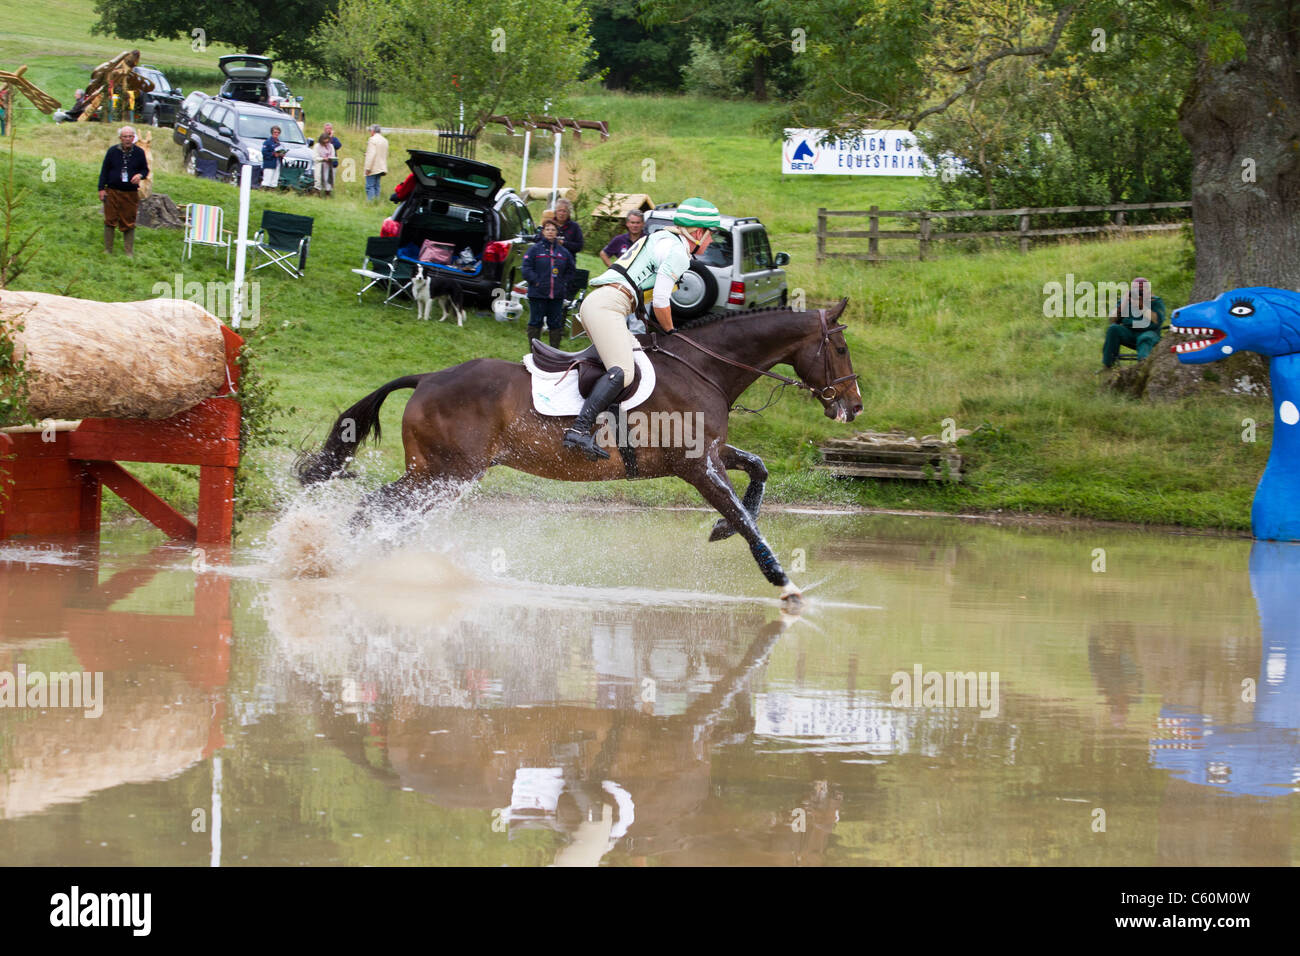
[646,308,859,408]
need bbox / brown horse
[296,299,863,602]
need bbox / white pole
[550,132,561,208]
[520,129,531,195]
[230,163,252,330]
[209,755,223,868]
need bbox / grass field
[0,3,1271,532]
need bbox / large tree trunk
[1180,0,1300,301]
[1128,0,1299,400]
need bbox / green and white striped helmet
[673,197,721,230]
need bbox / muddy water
[0,503,1296,866]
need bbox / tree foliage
[91,0,338,64]
[636,0,804,100]
[311,0,598,132]
[587,0,693,92]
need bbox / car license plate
[177,125,187,134]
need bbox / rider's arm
[651,270,677,332]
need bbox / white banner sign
[782,128,930,176]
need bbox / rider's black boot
[548,328,564,349]
[563,366,625,460]
[528,325,540,345]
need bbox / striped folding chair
[182,203,231,269]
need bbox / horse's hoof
[708,518,736,542]
[779,582,803,609]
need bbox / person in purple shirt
[599,210,647,267]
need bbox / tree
[588,0,692,92]
[637,0,804,101]
[788,0,1300,304]
[312,0,598,133]
[91,0,338,65]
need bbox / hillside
[0,4,1270,530]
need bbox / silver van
[643,204,790,320]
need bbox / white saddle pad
[522,348,656,416]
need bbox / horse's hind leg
[709,445,768,542]
[688,455,799,603]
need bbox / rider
[562,197,720,459]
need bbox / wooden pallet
[816,433,963,482]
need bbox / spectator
[600,210,647,267]
[1102,276,1166,368]
[97,125,149,256]
[522,219,575,349]
[261,125,286,189]
[312,127,337,197]
[552,197,584,255]
[322,122,342,156]
[363,124,389,201]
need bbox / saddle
[529,338,643,402]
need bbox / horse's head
[1171,287,1300,364]
[790,298,863,423]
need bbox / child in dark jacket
[521,219,575,347]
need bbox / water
[0,503,1296,866]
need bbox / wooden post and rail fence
[816,201,1192,264]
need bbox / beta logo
[784,137,820,171]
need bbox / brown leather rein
[646,308,859,407]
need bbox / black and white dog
[411,266,467,326]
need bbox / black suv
[133,65,184,127]
[173,94,314,181]
[387,150,536,303]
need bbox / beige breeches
[579,285,637,376]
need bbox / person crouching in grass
[98,125,149,256]
[522,218,575,348]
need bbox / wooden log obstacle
[0,324,243,545]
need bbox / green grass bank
[0,8,1271,532]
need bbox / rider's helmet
[673,197,721,231]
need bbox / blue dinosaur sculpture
[1171,287,1300,540]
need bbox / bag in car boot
[418,240,454,264]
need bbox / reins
[646,308,859,412]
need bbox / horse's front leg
[687,453,800,605]
[708,444,768,542]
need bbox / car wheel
[778,290,788,308]
[670,261,719,322]
[184,148,197,176]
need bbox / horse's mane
[673,298,848,332]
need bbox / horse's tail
[295,374,426,485]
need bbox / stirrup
[561,365,625,461]
[563,427,611,460]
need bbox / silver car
[643,204,790,321]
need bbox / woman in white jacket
[312,131,336,197]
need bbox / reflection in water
[0,507,1297,865]
[1147,542,1300,797]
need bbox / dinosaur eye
[1229,299,1254,316]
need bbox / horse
[296,298,863,603]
